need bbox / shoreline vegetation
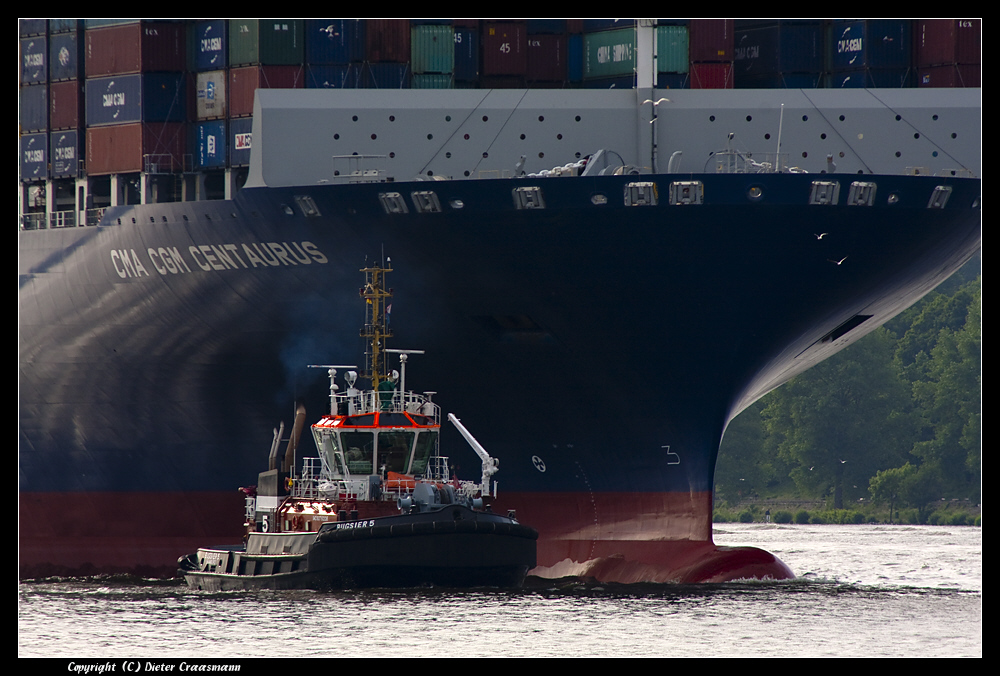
[714,257,981,528]
[712,500,982,526]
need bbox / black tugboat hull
[181,511,538,591]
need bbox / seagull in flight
[828,256,848,266]
[814,233,828,240]
[642,97,671,106]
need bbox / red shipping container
[482,22,527,75]
[916,19,981,67]
[527,34,566,82]
[85,22,186,77]
[229,65,304,117]
[49,80,83,130]
[366,19,410,63]
[690,62,734,89]
[479,75,527,89]
[689,19,734,62]
[918,64,981,87]
[86,122,186,175]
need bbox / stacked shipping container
[825,20,913,88]
[916,19,981,87]
[689,19,734,88]
[735,20,824,88]
[19,18,983,195]
[83,21,188,175]
[20,22,51,182]
[411,23,454,89]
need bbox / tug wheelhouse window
[378,431,414,474]
[313,429,348,476]
[339,431,374,474]
[408,431,438,476]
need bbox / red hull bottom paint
[20,492,246,579]
[529,540,795,584]
[495,491,795,584]
[19,490,795,583]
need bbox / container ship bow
[19,21,980,584]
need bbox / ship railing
[244,496,256,524]
[330,155,387,183]
[19,212,46,230]
[294,457,381,502]
[426,455,451,483]
[293,457,325,500]
[711,151,789,174]
[48,210,76,228]
[421,456,484,498]
[20,208,106,231]
[142,153,188,174]
[87,207,108,226]
[339,389,441,423]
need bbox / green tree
[891,284,978,383]
[761,328,915,509]
[716,400,790,504]
[870,461,945,524]
[869,463,916,523]
[909,279,981,501]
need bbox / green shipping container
[583,27,636,79]
[656,25,689,73]
[411,25,454,74]
[413,73,454,88]
[229,20,303,66]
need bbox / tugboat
[179,263,537,590]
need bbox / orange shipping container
[49,80,83,130]
[86,122,186,175]
[229,65,303,117]
[85,22,186,77]
[366,19,410,63]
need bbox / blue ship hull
[19,169,980,581]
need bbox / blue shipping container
[829,20,911,71]
[305,64,363,88]
[656,71,689,88]
[736,72,822,88]
[229,116,253,167]
[306,20,365,64]
[85,73,187,126]
[527,20,565,34]
[583,19,634,32]
[21,36,47,84]
[825,68,913,88]
[49,32,83,81]
[50,130,80,177]
[19,83,48,132]
[364,62,411,88]
[454,29,479,81]
[49,19,81,33]
[195,20,227,71]
[20,19,46,36]
[567,33,583,82]
[194,120,227,169]
[21,132,48,180]
[733,23,823,80]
